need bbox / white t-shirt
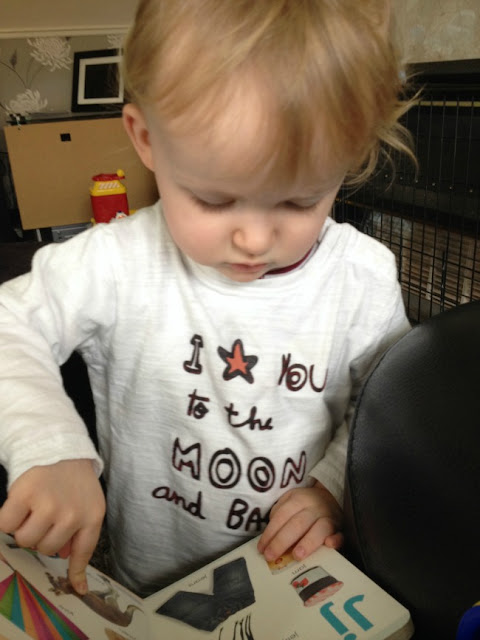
[0,202,410,595]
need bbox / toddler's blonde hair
[123,0,413,187]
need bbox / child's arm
[0,237,111,592]
[0,459,105,594]
[257,242,412,565]
[257,419,349,564]
[257,481,343,563]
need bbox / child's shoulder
[325,218,397,272]
[94,201,163,243]
[24,202,165,280]
[71,201,166,259]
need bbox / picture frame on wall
[71,49,124,113]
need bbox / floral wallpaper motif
[106,34,125,50]
[0,37,72,118]
[0,33,123,150]
[28,37,72,71]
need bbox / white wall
[394,0,480,62]
[0,0,137,38]
[2,0,479,60]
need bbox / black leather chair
[344,301,480,639]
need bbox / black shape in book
[156,557,256,631]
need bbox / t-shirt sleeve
[309,248,411,505]
[0,229,118,485]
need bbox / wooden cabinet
[5,116,158,230]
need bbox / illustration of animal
[47,572,142,627]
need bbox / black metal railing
[335,59,480,323]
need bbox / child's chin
[221,268,267,282]
[224,272,264,283]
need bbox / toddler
[0,0,413,597]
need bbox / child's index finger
[69,568,89,595]
[67,527,99,595]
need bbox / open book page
[0,532,147,640]
[0,531,413,640]
[144,535,414,640]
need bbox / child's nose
[232,213,276,257]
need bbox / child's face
[124,79,343,283]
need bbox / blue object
[457,604,480,640]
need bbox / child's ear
[122,103,154,171]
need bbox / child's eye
[190,195,235,211]
[283,200,319,211]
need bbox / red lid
[92,173,125,182]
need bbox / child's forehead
[160,116,344,196]
[124,0,403,189]
[157,69,274,147]
[148,70,348,191]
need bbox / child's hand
[257,481,343,564]
[0,459,105,594]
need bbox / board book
[0,531,413,639]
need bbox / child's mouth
[229,263,268,274]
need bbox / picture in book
[145,535,413,639]
[0,532,413,639]
[0,532,147,639]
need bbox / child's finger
[261,506,322,562]
[68,564,88,596]
[257,507,289,554]
[324,531,344,549]
[67,526,101,595]
[27,521,77,558]
[13,518,53,552]
[58,540,72,559]
[0,497,30,535]
[290,517,337,561]
[1,502,58,552]
[258,488,316,554]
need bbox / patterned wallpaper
[395,0,480,63]
[1,3,479,122]
[0,34,124,149]
[1,3,479,236]
[0,33,126,229]
[0,5,479,151]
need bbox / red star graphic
[218,339,258,384]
